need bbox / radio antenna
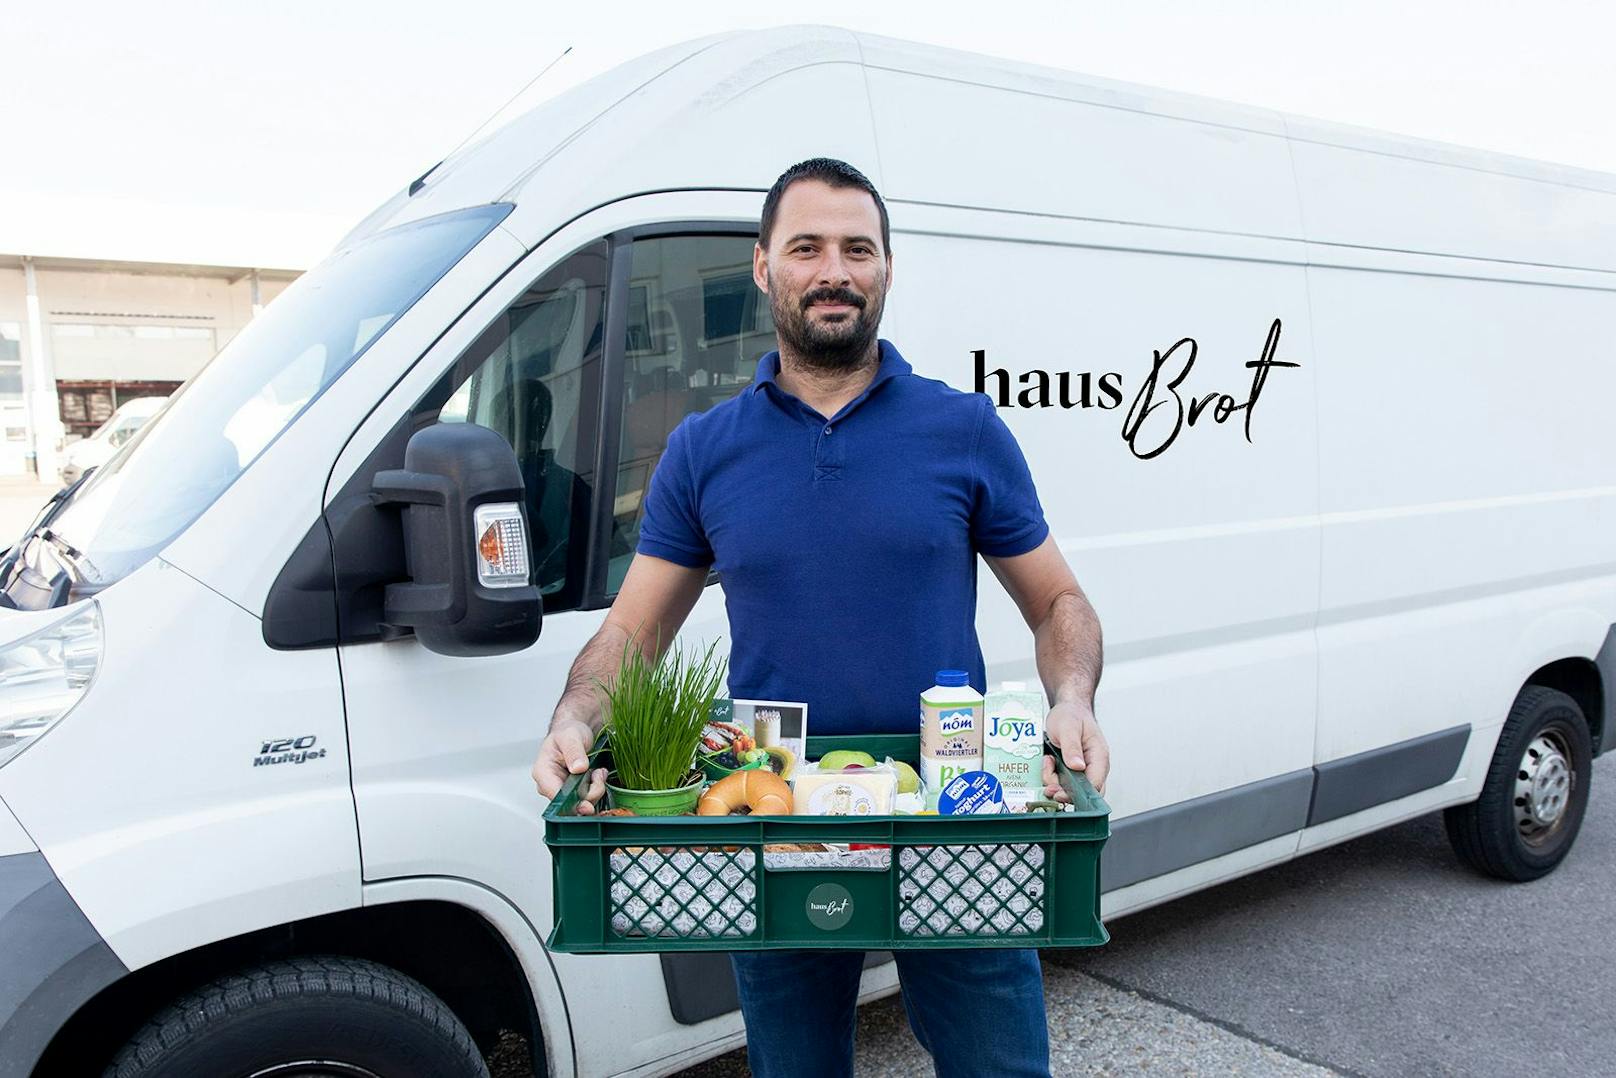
[412,46,573,194]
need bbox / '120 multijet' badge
[253,735,327,768]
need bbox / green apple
[819,749,878,771]
[892,760,921,794]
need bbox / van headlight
[0,602,102,768]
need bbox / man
[533,158,1108,1078]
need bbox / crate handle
[1045,740,1110,813]
[546,734,613,817]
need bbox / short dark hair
[758,158,890,255]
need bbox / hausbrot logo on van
[974,316,1297,460]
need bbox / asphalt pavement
[671,752,1616,1077]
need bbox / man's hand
[1042,699,1109,800]
[532,716,608,815]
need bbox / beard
[767,269,885,372]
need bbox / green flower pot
[605,771,705,816]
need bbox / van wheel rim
[246,1063,383,1078]
[1514,731,1573,843]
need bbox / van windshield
[41,203,511,596]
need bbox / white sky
[4,0,1611,269]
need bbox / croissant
[697,769,793,816]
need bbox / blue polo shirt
[635,338,1049,737]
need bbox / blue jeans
[729,948,1050,1078]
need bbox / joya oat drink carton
[984,680,1047,808]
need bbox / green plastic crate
[544,733,1110,953]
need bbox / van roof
[342,25,1616,269]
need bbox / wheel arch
[1528,650,1605,754]
[31,897,552,1078]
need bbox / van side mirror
[370,422,542,656]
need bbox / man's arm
[531,552,710,811]
[983,534,1109,794]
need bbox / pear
[892,760,921,794]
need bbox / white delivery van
[58,395,171,486]
[2,23,1613,1078]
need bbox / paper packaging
[984,681,1046,808]
[792,766,898,816]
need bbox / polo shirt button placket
[814,414,844,483]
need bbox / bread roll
[698,769,793,816]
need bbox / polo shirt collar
[751,338,912,402]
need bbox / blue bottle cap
[936,669,969,687]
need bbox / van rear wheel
[1444,685,1592,882]
[105,955,489,1078]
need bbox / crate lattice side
[608,846,758,940]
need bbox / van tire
[1444,686,1592,882]
[104,954,490,1078]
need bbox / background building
[0,254,301,478]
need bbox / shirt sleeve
[634,416,715,568]
[969,397,1051,558]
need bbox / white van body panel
[354,33,738,236]
[883,205,1319,823]
[0,794,32,857]
[856,29,1291,138]
[860,55,1298,238]
[1306,243,1616,767]
[365,27,877,257]
[0,558,358,970]
[1284,121,1616,271]
[492,32,876,253]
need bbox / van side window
[438,240,613,610]
[607,234,773,594]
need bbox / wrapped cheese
[791,766,898,816]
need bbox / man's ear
[753,242,769,294]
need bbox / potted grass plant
[594,629,727,816]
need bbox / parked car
[0,24,1612,1078]
[57,395,170,485]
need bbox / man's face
[753,179,891,371]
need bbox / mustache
[801,287,865,310]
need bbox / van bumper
[0,850,128,1077]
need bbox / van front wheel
[1444,685,1592,882]
[106,955,490,1078]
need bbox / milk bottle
[984,680,1047,808]
[920,670,983,809]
